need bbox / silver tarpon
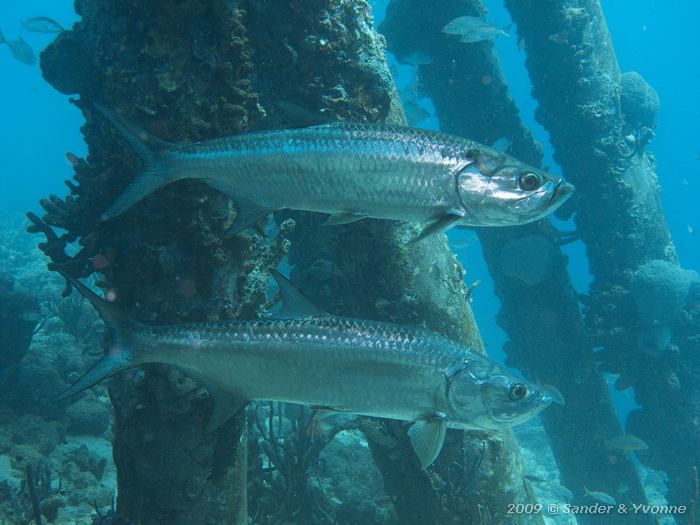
[95,105,573,240]
[55,269,559,468]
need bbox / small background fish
[605,434,649,451]
[442,16,512,43]
[401,50,434,66]
[0,28,36,65]
[21,16,64,34]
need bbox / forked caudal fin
[94,103,177,221]
[53,268,138,402]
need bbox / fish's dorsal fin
[491,137,510,153]
[271,271,324,318]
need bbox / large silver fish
[55,270,559,468]
[95,106,573,240]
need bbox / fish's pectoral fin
[408,413,448,469]
[324,212,369,226]
[224,195,273,237]
[202,381,250,434]
[412,209,465,243]
[270,271,325,318]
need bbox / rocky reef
[0,275,38,371]
[0,217,116,525]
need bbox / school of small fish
[0,16,63,66]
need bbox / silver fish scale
[140,315,461,368]
[169,123,477,221]
[133,314,474,419]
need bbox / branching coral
[249,402,356,525]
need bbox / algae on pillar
[37,0,269,523]
[245,1,539,523]
[505,0,699,508]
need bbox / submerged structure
[1,0,695,524]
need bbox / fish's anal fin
[224,194,273,237]
[408,413,448,469]
[412,209,465,243]
[202,381,249,434]
[271,271,324,318]
[324,212,369,226]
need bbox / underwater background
[1,0,699,524]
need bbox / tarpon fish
[55,269,559,468]
[95,105,573,241]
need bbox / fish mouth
[551,179,575,204]
[489,392,559,426]
[542,385,565,406]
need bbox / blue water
[2,0,697,366]
[2,0,697,379]
[375,0,700,371]
[0,1,82,214]
[1,1,698,521]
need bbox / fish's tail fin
[94,104,177,221]
[503,23,513,36]
[53,268,140,401]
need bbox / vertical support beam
[39,1,267,523]
[381,0,648,518]
[244,1,539,522]
[506,0,699,510]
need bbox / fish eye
[518,172,543,191]
[508,382,528,401]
